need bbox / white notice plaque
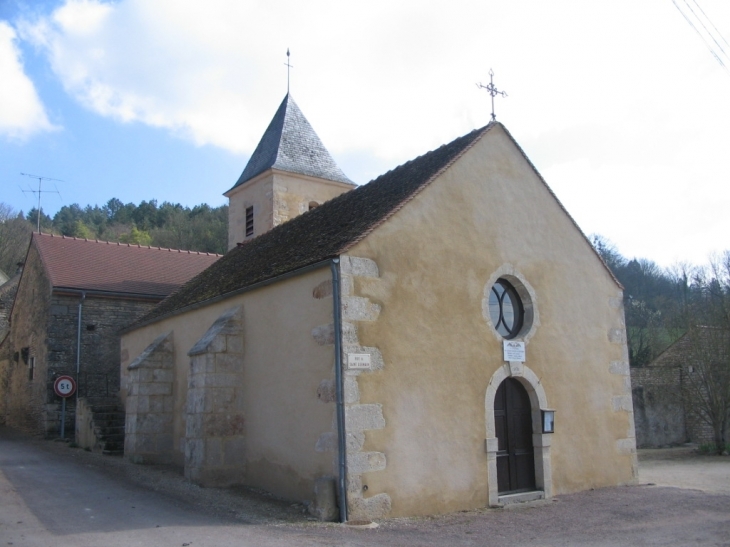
[348,353,371,370]
[503,340,525,363]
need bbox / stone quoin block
[317,379,336,403]
[346,430,365,452]
[347,451,387,475]
[340,256,380,278]
[616,438,637,454]
[311,323,335,346]
[609,360,630,375]
[346,404,385,432]
[342,296,381,322]
[348,493,392,521]
[344,376,360,404]
[315,431,337,452]
[612,395,633,412]
[608,328,627,345]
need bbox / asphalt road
[1,427,729,547]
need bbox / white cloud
[13,0,730,266]
[0,21,57,140]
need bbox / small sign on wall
[503,340,525,362]
[348,353,371,370]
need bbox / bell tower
[224,94,355,249]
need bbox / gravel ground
[638,445,730,495]
[2,427,730,547]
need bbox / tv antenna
[477,69,507,122]
[20,172,63,233]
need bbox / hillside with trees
[19,198,227,253]
[1,201,728,376]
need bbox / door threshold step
[498,490,545,505]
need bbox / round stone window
[488,278,524,339]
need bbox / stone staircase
[76,396,126,455]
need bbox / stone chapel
[121,93,638,522]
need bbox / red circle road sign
[53,375,76,398]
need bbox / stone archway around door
[485,363,553,507]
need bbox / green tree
[53,204,86,236]
[25,207,53,232]
[119,227,152,246]
[72,220,94,239]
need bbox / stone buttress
[125,332,175,463]
[185,306,246,487]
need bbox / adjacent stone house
[0,233,219,436]
[632,328,729,447]
[121,94,637,521]
[0,267,22,342]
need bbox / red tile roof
[33,233,221,298]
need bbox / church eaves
[226,94,353,192]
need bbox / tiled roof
[226,94,353,192]
[33,233,221,297]
[135,124,491,326]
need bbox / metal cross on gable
[477,69,507,122]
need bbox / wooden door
[494,378,536,493]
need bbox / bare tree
[681,252,730,453]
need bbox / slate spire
[228,94,352,191]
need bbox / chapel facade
[121,95,638,521]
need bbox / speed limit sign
[53,375,76,398]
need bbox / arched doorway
[494,378,536,493]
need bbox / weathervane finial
[285,48,293,94]
[477,69,507,122]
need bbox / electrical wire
[682,0,729,64]
[671,0,730,74]
[690,0,730,50]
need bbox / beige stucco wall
[226,170,354,249]
[344,125,634,517]
[121,266,337,502]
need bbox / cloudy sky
[1,0,729,267]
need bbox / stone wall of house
[41,294,157,436]
[0,272,21,343]
[633,331,727,447]
[0,237,159,436]
[631,365,687,447]
[49,294,157,398]
[0,243,52,434]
